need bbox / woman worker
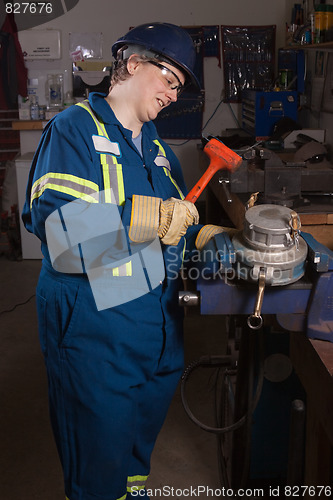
[22,22,224,500]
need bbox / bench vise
[181,205,333,342]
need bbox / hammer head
[204,137,242,172]
[185,137,243,203]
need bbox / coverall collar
[89,92,157,135]
[88,92,160,160]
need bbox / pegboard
[221,25,276,103]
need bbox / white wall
[23,0,291,189]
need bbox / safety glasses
[147,60,184,96]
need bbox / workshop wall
[22,0,293,190]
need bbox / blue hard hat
[112,22,200,89]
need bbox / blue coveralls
[22,92,201,500]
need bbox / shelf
[284,41,333,51]
[12,120,47,131]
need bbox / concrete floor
[0,256,229,500]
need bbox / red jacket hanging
[0,13,28,109]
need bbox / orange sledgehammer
[185,138,242,204]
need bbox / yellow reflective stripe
[127,474,148,483]
[126,261,132,275]
[77,102,113,202]
[77,101,125,206]
[30,172,99,208]
[182,238,186,263]
[108,155,125,206]
[77,101,131,275]
[112,261,132,277]
[153,139,166,157]
[76,101,108,137]
[164,169,185,200]
[116,163,125,206]
[153,139,185,200]
[127,474,148,492]
[31,183,98,208]
[31,172,98,193]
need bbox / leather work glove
[129,195,199,246]
[193,225,239,277]
[158,197,199,245]
[195,224,238,251]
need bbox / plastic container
[47,74,63,108]
[38,105,46,120]
[30,95,39,120]
[18,96,31,120]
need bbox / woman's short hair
[110,54,150,89]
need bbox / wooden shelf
[12,120,47,131]
[284,41,333,51]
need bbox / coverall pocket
[57,282,83,349]
[36,293,48,356]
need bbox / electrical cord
[181,326,265,492]
[226,102,242,129]
[206,133,263,154]
[202,99,224,131]
[166,138,193,146]
[0,294,36,316]
[180,329,265,435]
[214,366,233,488]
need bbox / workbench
[195,251,333,490]
[198,150,333,488]
[290,333,333,488]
